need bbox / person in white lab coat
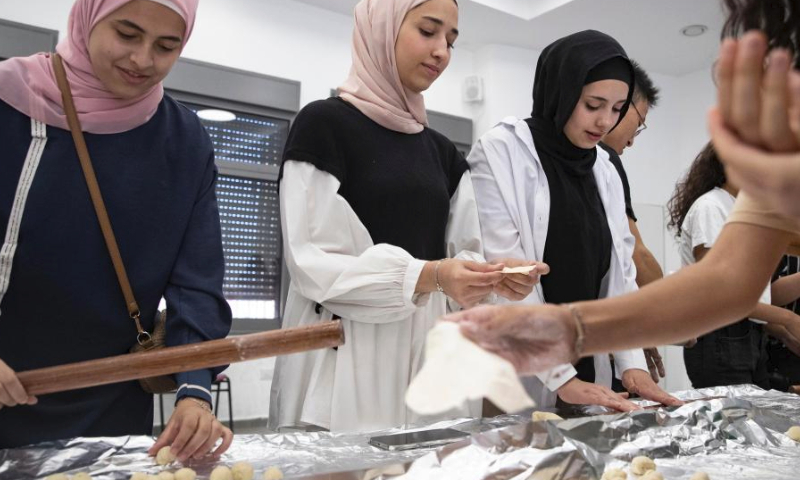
[268,0,544,433]
[467,30,680,410]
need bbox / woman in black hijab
[467,30,680,410]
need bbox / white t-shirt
[679,187,770,321]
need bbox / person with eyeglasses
[467,30,681,413]
[598,61,671,387]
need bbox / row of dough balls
[601,456,710,480]
[153,447,283,480]
[127,465,283,480]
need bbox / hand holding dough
[501,265,537,275]
[630,456,656,475]
[156,446,176,466]
[406,322,535,415]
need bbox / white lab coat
[268,160,484,433]
[467,117,648,408]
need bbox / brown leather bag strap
[51,53,149,343]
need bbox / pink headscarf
[338,0,432,134]
[0,0,197,134]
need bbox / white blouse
[467,117,648,408]
[268,160,485,433]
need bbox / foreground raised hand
[711,31,800,219]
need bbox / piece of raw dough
[44,475,70,480]
[262,467,284,480]
[156,446,177,466]
[600,467,626,480]
[405,322,535,415]
[174,468,197,480]
[640,471,663,480]
[502,265,536,275]
[210,466,233,480]
[531,411,563,422]
[689,473,710,480]
[786,425,800,441]
[130,474,150,480]
[72,474,92,480]
[630,456,656,475]
[232,462,255,480]
[157,472,176,480]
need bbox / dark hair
[667,143,727,235]
[631,60,659,108]
[721,0,800,68]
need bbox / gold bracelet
[181,397,213,413]
[434,260,445,293]
[565,304,586,360]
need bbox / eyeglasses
[631,102,647,137]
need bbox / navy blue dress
[0,96,232,449]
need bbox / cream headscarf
[338,0,432,134]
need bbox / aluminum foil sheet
[2,385,799,480]
[0,416,518,480]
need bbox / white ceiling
[292,0,726,76]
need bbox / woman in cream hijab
[269,0,544,433]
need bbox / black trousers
[683,319,770,390]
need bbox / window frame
[0,18,58,59]
[165,58,300,334]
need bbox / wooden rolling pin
[17,321,344,396]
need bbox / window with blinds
[183,101,289,329]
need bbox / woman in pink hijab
[0,0,233,459]
[269,0,545,433]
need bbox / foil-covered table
[2,385,799,480]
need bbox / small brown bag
[52,53,176,394]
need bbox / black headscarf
[527,31,634,383]
[528,29,634,176]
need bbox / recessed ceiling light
[197,109,236,122]
[681,24,708,37]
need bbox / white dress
[268,160,485,433]
[467,117,648,408]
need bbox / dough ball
[263,466,284,480]
[157,472,176,480]
[44,475,70,480]
[630,456,656,475]
[600,467,626,480]
[531,411,563,422]
[174,468,197,480]
[72,474,92,480]
[640,471,663,480]
[786,425,800,441]
[689,473,710,480]
[156,446,177,466]
[130,474,151,480]
[232,462,255,480]
[210,466,234,480]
